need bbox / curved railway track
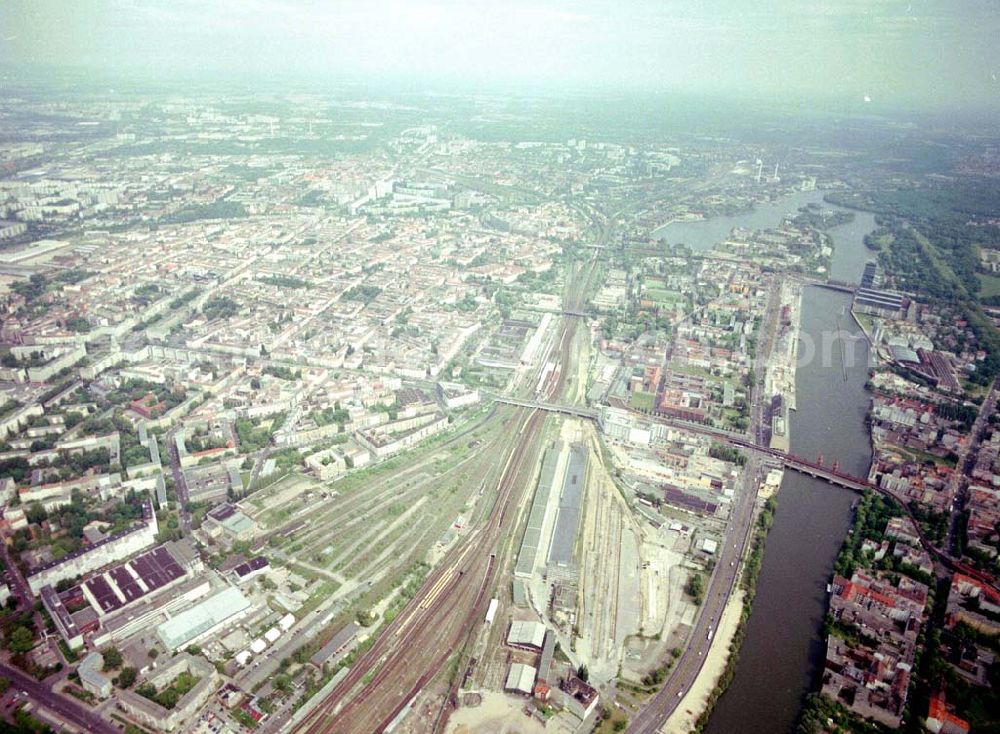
[298,407,545,733]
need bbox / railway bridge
[493,397,868,487]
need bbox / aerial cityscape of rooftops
[1,1,1000,733]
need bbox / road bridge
[491,396,599,420]
[796,276,858,295]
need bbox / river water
[657,191,876,734]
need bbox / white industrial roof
[505,663,537,695]
[506,620,547,649]
[156,586,251,650]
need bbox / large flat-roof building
[854,288,912,320]
[547,443,587,569]
[156,586,252,651]
[514,443,561,578]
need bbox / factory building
[156,586,252,651]
[854,288,913,320]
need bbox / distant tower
[773,163,780,182]
[755,159,763,184]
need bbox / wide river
[658,190,877,734]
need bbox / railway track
[298,407,546,733]
[298,246,597,733]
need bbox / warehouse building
[309,623,360,669]
[505,663,537,696]
[547,443,587,569]
[506,620,547,651]
[514,444,560,578]
[156,586,252,651]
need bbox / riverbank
[848,307,876,349]
[703,287,869,734]
[659,589,745,734]
[654,189,878,734]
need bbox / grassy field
[643,287,682,305]
[978,272,1000,299]
[630,391,656,411]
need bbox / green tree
[685,573,705,605]
[24,502,48,525]
[7,625,35,654]
[117,667,137,688]
[356,610,378,627]
[101,646,123,670]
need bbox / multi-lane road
[628,455,765,733]
[0,661,118,734]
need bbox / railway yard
[228,232,777,734]
[283,250,777,734]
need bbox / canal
[661,190,876,734]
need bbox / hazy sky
[2,0,999,110]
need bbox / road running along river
[658,190,877,734]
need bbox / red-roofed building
[926,691,970,734]
[129,392,165,419]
